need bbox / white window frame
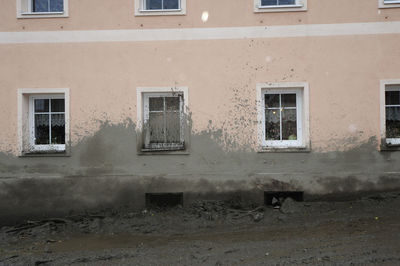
[18,88,70,155]
[380,80,400,146]
[29,94,66,152]
[17,0,69,18]
[137,87,188,152]
[254,0,307,13]
[257,82,309,151]
[134,0,186,16]
[379,0,400,8]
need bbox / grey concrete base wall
[1,121,400,225]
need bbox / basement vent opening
[145,193,183,208]
[264,191,304,206]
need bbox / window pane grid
[144,0,180,10]
[147,95,182,148]
[265,93,297,141]
[261,0,296,6]
[33,0,63,12]
[33,98,65,145]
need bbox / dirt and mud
[1,191,400,265]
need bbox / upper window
[137,87,189,153]
[379,0,400,8]
[135,0,186,16]
[255,0,307,12]
[18,88,69,156]
[257,83,309,151]
[17,0,68,18]
[384,85,400,145]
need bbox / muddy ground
[0,191,400,265]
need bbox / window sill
[255,4,307,13]
[380,143,400,151]
[259,4,304,9]
[18,12,68,19]
[379,1,400,8]
[20,150,70,157]
[138,149,189,155]
[135,8,185,16]
[258,145,310,153]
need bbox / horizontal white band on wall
[0,21,400,44]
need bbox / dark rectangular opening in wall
[264,191,304,206]
[145,193,183,208]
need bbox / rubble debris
[280,197,303,214]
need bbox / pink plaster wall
[1,34,399,154]
[0,0,399,32]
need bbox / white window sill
[258,145,310,153]
[135,8,185,16]
[258,4,303,9]
[384,0,400,4]
[139,9,182,12]
[386,138,400,145]
[30,144,65,152]
[18,12,68,18]
[21,145,68,156]
[255,3,307,12]
[380,0,400,8]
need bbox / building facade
[0,0,400,222]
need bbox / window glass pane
[282,109,297,140]
[261,0,278,5]
[35,114,50,144]
[265,109,280,140]
[51,99,65,112]
[50,0,63,12]
[149,113,165,143]
[165,112,181,143]
[265,94,280,108]
[261,0,295,5]
[386,91,400,106]
[165,97,180,111]
[282,94,296,108]
[51,114,65,144]
[34,99,49,112]
[149,97,164,112]
[386,107,400,138]
[164,0,179,9]
[279,0,295,5]
[146,0,162,10]
[33,0,49,12]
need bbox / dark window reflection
[386,91,400,106]
[33,0,63,12]
[265,94,279,108]
[146,0,179,10]
[261,0,295,6]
